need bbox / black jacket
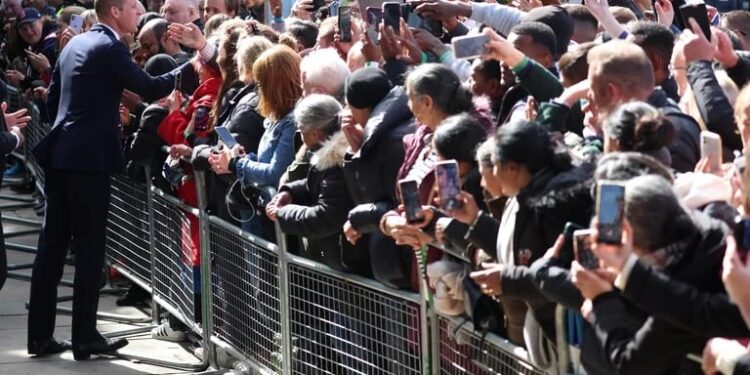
[686,60,743,160]
[277,132,369,275]
[588,211,728,375]
[736,354,750,375]
[127,103,169,190]
[647,88,701,173]
[342,85,415,288]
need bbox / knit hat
[345,67,393,109]
[523,6,574,57]
[144,53,178,76]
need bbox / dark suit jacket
[37,24,187,174]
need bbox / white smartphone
[700,131,722,173]
[69,14,83,34]
[451,34,489,59]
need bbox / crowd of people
[5,0,750,371]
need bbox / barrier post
[269,185,293,375]
[195,169,218,369]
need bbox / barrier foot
[7,262,33,271]
[113,349,211,372]
[0,202,36,211]
[2,215,43,226]
[52,306,153,324]
[6,242,37,253]
[0,194,37,203]
[7,271,74,287]
[5,228,41,238]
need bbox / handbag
[461,271,504,335]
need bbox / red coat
[157,77,222,146]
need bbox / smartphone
[69,14,83,34]
[399,179,424,224]
[312,0,325,11]
[452,34,489,59]
[679,2,711,39]
[562,222,585,262]
[650,0,659,21]
[595,181,626,244]
[383,2,401,35]
[214,127,238,148]
[174,70,182,91]
[700,131,722,173]
[435,160,463,211]
[735,218,750,259]
[574,229,599,270]
[194,106,211,132]
[339,5,352,43]
[744,148,750,211]
[366,7,382,44]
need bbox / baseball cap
[17,8,41,29]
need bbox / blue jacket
[35,24,187,173]
[235,112,295,188]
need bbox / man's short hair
[563,4,597,29]
[141,18,168,40]
[722,10,750,46]
[286,19,318,50]
[511,21,557,59]
[588,40,654,97]
[628,21,674,71]
[95,0,125,18]
[301,48,350,99]
[611,6,637,24]
[558,41,597,86]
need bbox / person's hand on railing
[434,217,452,243]
[343,220,361,244]
[470,263,504,296]
[10,126,24,148]
[383,214,431,249]
[208,145,238,174]
[168,22,207,51]
[2,102,30,129]
[701,337,747,375]
[266,191,292,222]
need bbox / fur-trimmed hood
[310,131,349,171]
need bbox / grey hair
[300,48,350,100]
[475,138,495,168]
[293,94,342,135]
[624,174,696,250]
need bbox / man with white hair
[161,0,202,29]
[300,48,350,101]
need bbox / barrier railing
[13,107,549,374]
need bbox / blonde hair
[253,45,302,120]
[236,36,273,83]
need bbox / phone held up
[574,229,599,270]
[435,160,463,211]
[399,179,424,224]
[595,180,626,245]
[452,34,489,59]
[339,5,353,42]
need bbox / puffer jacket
[277,132,370,275]
[466,163,595,347]
[343,86,415,289]
[585,210,729,375]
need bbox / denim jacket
[235,113,296,188]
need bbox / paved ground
[0,184,212,375]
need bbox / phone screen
[596,182,626,244]
[679,3,711,39]
[174,71,182,92]
[452,34,489,59]
[70,14,83,34]
[383,2,401,35]
[399,179,423,224]
[339,6,352,42]
[436,160,463,211]
[214,127,238,148]
[574,229,599,270]
[366,7,382,44]
[194,106,210,132]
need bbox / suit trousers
[28,170,110,345]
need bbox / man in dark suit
[27,0,189,360]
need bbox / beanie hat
[345,67,393,109]
[523,6,574,57]
[144,53,178,76]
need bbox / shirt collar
[98,22,120,40]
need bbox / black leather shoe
[72,337,129,360]
[28,338,71,357]
[115,285,150,307]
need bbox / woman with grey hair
[265,94,368,273]
[572,174,731,375]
